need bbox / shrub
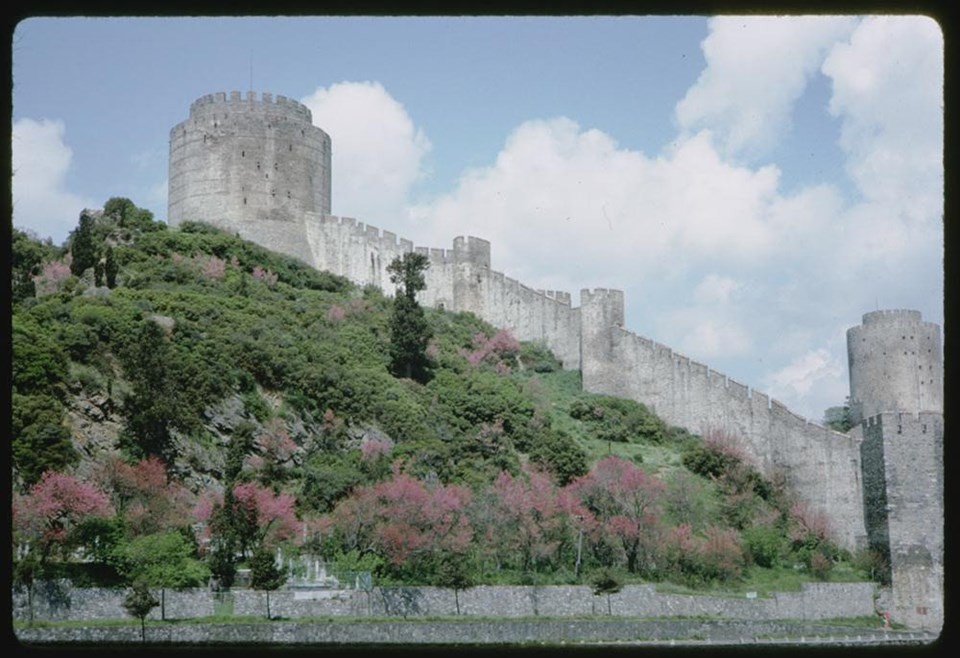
[808,551,834,580]
[519,341,562,372]
[742,524,786,568]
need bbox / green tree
[205,423,256,589]
[526,428,588,486]
[123,581,159,642]
[433,552,475,615]
[387,253,432,382]
[249,547,286,619]
[12,318,68,396]
[824,403,853,433]
[104,196,161,234]
[13,552,45,625]
[117,530,209,620]
[104,244,119,288]
[11,228,54,303]
[70,211,99,276]
[120,320,187,463]
[11,394,78,487]
[591,567,624,615]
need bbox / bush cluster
[11,201,873,596]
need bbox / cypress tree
[70,212,98,276]
[387,253,432,383]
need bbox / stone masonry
[166,92,943,629]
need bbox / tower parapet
[846,309,942,424]
[187,90,314,122]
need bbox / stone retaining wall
[12,581,877,623]
[15,619,927,646]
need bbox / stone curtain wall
[301,214,584,368]
[12,582,876,624]
[579,293,868,550]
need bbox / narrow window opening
[243,197,247,205]
[286,191,291,199]
[289,144,293,152]
[897,425,902,434]
[922,424,927,433]
[256,162,260,170]
[274,162,278,171]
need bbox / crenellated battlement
[189,91,313,122]
[861,309,922,325]
[608,322,850,440]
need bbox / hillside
[10,199,881,594]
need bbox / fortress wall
[861,412,943,631]
[302,215,578,359]
[586,323,866,549]
[580,289,627,396]
[303,213,456,309]
[477,269,581,369]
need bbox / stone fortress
[168,91,943,630]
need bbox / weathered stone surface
[12,582,876,624]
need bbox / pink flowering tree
[247,418,299,486]
[329,464,473,577]
[197,481,299,569]
[12,471,114,561]
[462,329,521,372]
[200,255,227,280]
[569,456,665,575]
[787,501,839,576]
[230,482,299,552]
[481,465,582,573]
[663,523,745,584]
[326,304,347,322]
[32,259,73,296]
[93,456,194,538]
[252,265,279,287]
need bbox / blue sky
[12,16,943,422]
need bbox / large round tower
[168,91,331,229]
[846,309,942,424]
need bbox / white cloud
[675,313,752,360]
[763,348,848,420]
[301,81,431,227]
[675,16,858,159]
[693,274,742,304]
[12,117,97,244]
[409,120,780,293]
[822,16,943,224]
